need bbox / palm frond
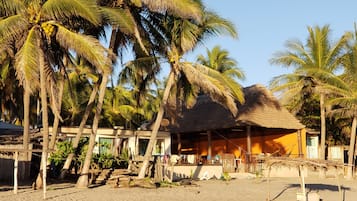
[54,22,114,74]
[181,62,237,115]
[301,67,350,93]
[14,26,40,92]
[100,7,149,55]
[270,51,307,67]
[42,0,101,26]
[179,20,199,52]
[195,63,244,104]
[100,7,135,34]
[141,0,203,22]
[0,15,28,42]
[201,11,237,39]
[223,68,245,80]
[325,32,351,70]
[0,0,25,16]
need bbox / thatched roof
[168,84,305,133]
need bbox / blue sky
[185,0,357,87]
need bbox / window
[138,139,149,156]
[99,138,113,155]
[138,138,165,156]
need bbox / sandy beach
[1,175,356,201]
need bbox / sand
[1,176,356,201]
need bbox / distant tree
[326,27,357,179]
[197,45,245,81]
[270,25,350,161]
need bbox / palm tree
[102,85,159,128]
[0,51,27,153]
[59,65,100,179]
[138,7,244,178]
[325,28,357,179]
[61,65,96,126]
[102,85,136,127]
[76,72,110,188]
[60,0,163,182]
[0,0,112,194]
[197,45,245,80]
[270,25,350,163]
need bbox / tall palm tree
[270,25,350,163]
[0,0,113,194]
[76,72,110,188]
[59,65,100,179]
[137,7,244,178]
[325,28,357,179]
[60,0,164,182]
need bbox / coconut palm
[76,72,111,188]
[0,49,29,155]
[59,0,165,183]
[137,8,244,178]
[0,0,112,194]
[59,63,100,179]
[270,25,350,162]
[61,68,95,126]
[197,45,245,81]
[325,28,357,179]
[102,85,138,127]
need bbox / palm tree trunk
[138,70,175,179]
[76,74,108,188]
[39,48,49,199]
[36,96,41,128]
[319,93,327,178]
[49,68,65,150]
[0,100,5,121]
[60,82,99,179]
[320,93,326,160]
[346,116,357,180]
[23,85,30,161]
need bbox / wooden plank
[0,149,54,152]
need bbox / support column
[177,133,181,156]
[297,129,303,158]
[14,151,18,194]
[246,126,252,171]
[207,131,212,163]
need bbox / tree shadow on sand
[271,183,351,201]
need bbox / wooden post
[154,156,163,182]
[298,165,306,201]
[207,131,212,163]
[297,129,303,158]
[14,151,18,194]
[246,126,252,171]
[42,151,47,200]
[177,133,181,156]
[267,165,272,201]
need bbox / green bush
[49,141,73,166]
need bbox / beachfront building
[50,127,171,158]
[167,85,306,173]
